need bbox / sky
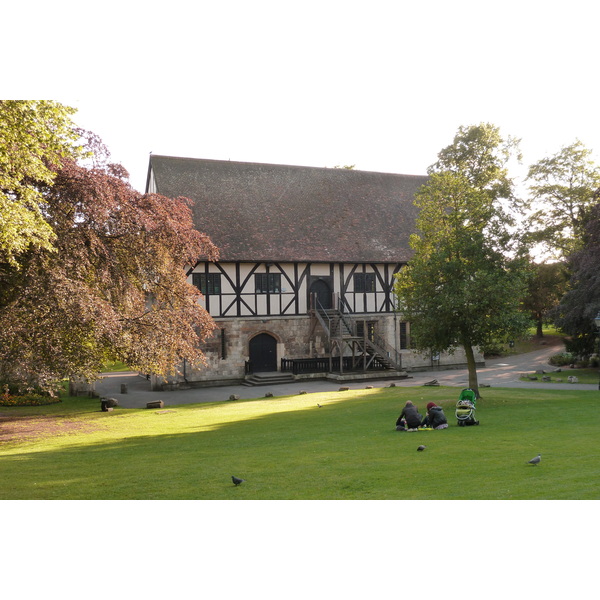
[3,0,598,588]
[5,0,600,194]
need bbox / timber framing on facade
[146,155,483,388]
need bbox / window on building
[220,328,227,360]
[192,273,222,295]
[354,272,376,293]
[255,273,281,294]
[356,320,377,341]
[399,321,410,349]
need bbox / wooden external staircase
[309,295,402,374]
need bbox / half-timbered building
[146,155,482,388]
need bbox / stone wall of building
[150,313,484,390]
[152,316,327,389]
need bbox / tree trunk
[463,342,480,398]
[536,317,544,337]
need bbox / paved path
[95,341,599,409]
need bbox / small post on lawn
[594,311,600,391]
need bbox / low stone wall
[69,376,97,397]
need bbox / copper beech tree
[0,131,218,392]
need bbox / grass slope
[1,386,599,500]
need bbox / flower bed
[0,388,61,407]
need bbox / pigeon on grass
[417,445,427,452]
[231,476,245,486]
[527,454,541,465]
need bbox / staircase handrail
[311,294,401,370]
[312,295,333,338]
[366,332,402,370]
[338,311,357,337]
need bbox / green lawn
[101,360,131,373]
[497,327,565,356]
[1,386,599,499]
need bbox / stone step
[243,372,295,387]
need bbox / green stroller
[455,388,479,426]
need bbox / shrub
[0,381,20,396]
[564,335,596,360]
[548,352,575,366]
[0,385,61,407]
[481,341,506,357]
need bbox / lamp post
[594,312,600,391]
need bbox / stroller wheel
[475,421,480,425]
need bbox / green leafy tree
[526,140,600,260]
[431,123,522,202]
[551,202,600,358]
[395,124,531,396]
[522,261,568,337]
[0,100,83,265]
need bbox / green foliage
[101,360,131,373]
[546,354,599,370]
[521,261,568,335]
[0,101,83,265]
[430,122,522,203]
[548,353,575,366]
[564,335,597,360]
[1,387,599,499]
[0,393,61,407]
[552,203,600,347]
[526,140,600,260]
[395,124,531,392]
[0,384,60,406]
[480,340,507,357]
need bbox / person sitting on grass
[396,401,423,431]
[421,402,448,429]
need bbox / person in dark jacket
[396,401,423,431]
[421,402,448,429]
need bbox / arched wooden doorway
[249,333,278,372]
[310,279,333,310]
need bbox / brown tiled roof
[147,155,427,263]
